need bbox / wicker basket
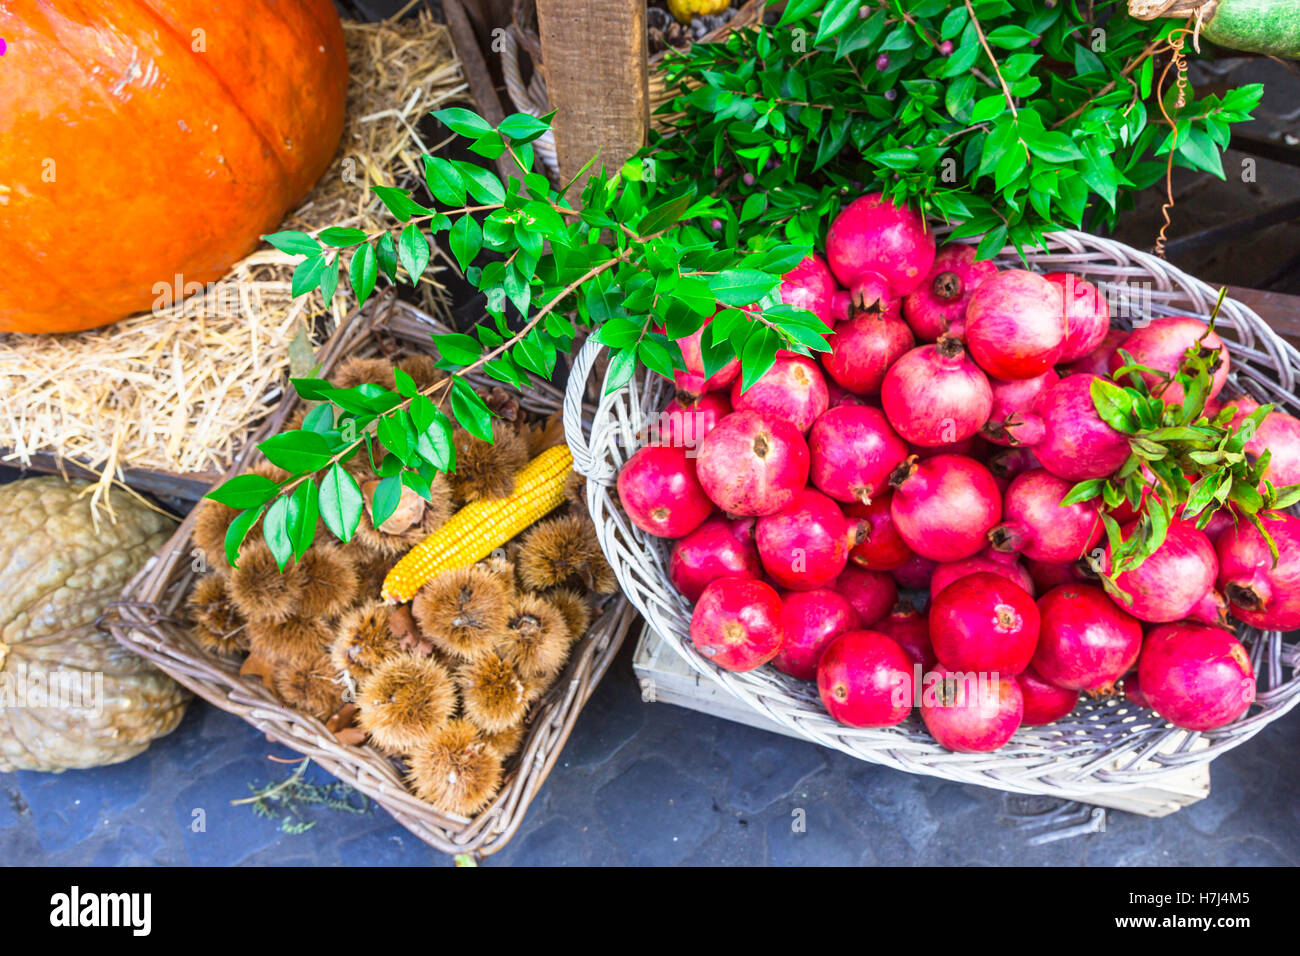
[562,228,1300,802]
[104,295,638,857]
[502,0,766,177]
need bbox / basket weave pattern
[105,297,637,856]
[563,229,1300,798]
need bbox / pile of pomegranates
[613,191,1295,753]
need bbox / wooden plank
[442,0,515,185]
[534,0,648,189]
[1227,285,1300,346]
[632,627,1209,818]
[1,450,218,504]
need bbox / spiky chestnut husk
[357,656,457,753]
[330,356,396,391]
[295,542,360,618]
[353,549,396,599]
[353,472,455,558]
[546,588,593,640]
[517,515,616,593]
[192,462,290,571]
[332,602,401,680]
[500,594,572,680]
[449,422,528,503]
[249,614,334,668]
[187,574,248,655]
[412,565,512,661]
[274,653,346,720]
[480,721,527,760]
[457,652,532,733]
[406,718,503,817]
[229,541,305,623]
[564,470,588,513]
[397,353,447,391]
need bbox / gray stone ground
[2,640,1297,866]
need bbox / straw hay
[0,9,467,512]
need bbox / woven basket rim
[562,226,1300,799]
[104,295,638,857]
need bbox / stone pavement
[3,639,1297,866]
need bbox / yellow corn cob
[381,443,574,603]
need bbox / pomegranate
[826,379,872,409]
[1226,395,1300,489]
[989,469,1103,564]
[1025,557,1090,594]
[822,308,914,396]
[889,454,1002,562]
[825,192,937,301]
[910,436,979,460]
[809,405,907,505]
[756,488,856,590]
[817,630,915,728]
[1045,272,1110,363]
[780,253,837,326]
[616,444,713,538]
[689,578,785,672]
[731,355,829,433]
[981,370,1057,447]
[920,666,1024,752]
[964,270,1066,380]
[1138,623,1256,730]
[1027,374,1131,482]
[833,564,898,627]
[876,603,936,669]
[830,288,852,323]
[773,588,859,681]
[901,243,997,341]
[669,515,763,602]
[696,410,810,516]
[1031,584,1142,694]
[891,553,938,590]
[846,492,914,571]
[880,337,993,446]
[1060,327,1127,379]
[1187,587,1231,629]
[650,391,730,454]
[930,549,1035,600]
[1122,670,1150,709]
[986,446,1040,483]
[929,571,1039,674]
[1017,668,1079,725]
[663,308,740,400]
[1217,511,1300,630]
[1109,317,1230,406]
[1103,520,1218,623]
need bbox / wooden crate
[632,627,1210,819]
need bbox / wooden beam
[441,0,514,184]
[534,0,648,190]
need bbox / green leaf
[265,230,321,257]
[498,111,554,145]
[318,227,369,248]
[350,245,378,307]
[423,156,467,205]
[1060,479,1105,506]
[604,347,638,395]
[301,403,335,434]
[430,332,481,365]
[371,185,431,221]
[206,473,282,510]
[291,256,325,297]
[454,161,507,204]
[371,475,403,529]
[450,378,494,441]
[257,430,334,473]
[286,479,319,562]
[319,463,364,544]
[263,495,293,570]
[1091,378,1140,434]
[707,269,778,306]
[223,506,265,569]
[398,223,431,284]
[449,215,483,273]
[433,107,494,139]
[814,0,860,44]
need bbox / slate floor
[3,637,1297,867]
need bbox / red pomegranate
[989,469,1103,564]
[663,308,740,400]
[1031,584,1142,694]
[1017,668,1080,725]
[773,588,860,681]
[881,336,993,446]
[902,243,998,341]
[817,630,915,728]
[669,516,762,602]
[616,444,713,538]
[1027,374,1131,482]
[756,488,856,590]
[731,355,829,433]
[929,572,1039,674]
[981,370,1058,447]
[780,253,837,326]
[964,270,1066,380]
[1025,557,1090,594]
[1045,272,1110,363]
[696,410,810,516]
[1109,317,1230,407]
[1061,327,1127,379]
[1122,670,1150,709]
[921,667,1024,752]
[809,405,907,505]
[891,553,939,591]
[825,192,937,300]
[650,391,730,454]
[876,603,936,669]
[833,565,898,627]
[1226,395,1300,490]
[846,492,914,571]
[930,549,1035,601]
[1103,520,1218,623]
[689,578,785,672]
[889,454,1002,562]
[1217,511,1300,630]
[1138,623,1256,730]
[822,307,914,396]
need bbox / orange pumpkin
[0,1,348,333]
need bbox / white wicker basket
[561,228,1300,800]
